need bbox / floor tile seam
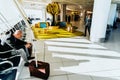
[47,51,120,60]
[45,40,92,44]
[66,73,93,80]
[82,68,120,74]
[89,74,120,80]
[46,44,108,50]
[49,74,69,77]
[89,74,94,80]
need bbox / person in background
[84,14,92,36]
[27,17,32,24]
[68,15,71,23]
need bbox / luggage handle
[32,39,38,68]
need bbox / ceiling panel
[19,0,120,11]
[20,0,94,10]
[52,0,94,10]
[112,0,120,3]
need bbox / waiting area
[18,31,120,80]
[1,0,120,80]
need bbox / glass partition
[0,0,23,34]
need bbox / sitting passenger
[1,30,35,66]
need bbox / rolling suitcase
[29,60,50,80]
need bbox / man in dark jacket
[2,30,34,66]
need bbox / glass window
[0,0,23,34]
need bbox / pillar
[42,9,46,22]
[60,4,66,22]
[107,4,117,26]
[90,0,112,42]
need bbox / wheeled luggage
[29,61,50,79]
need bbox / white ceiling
[113,0,120,3]
[19,0,120,11]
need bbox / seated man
[2,30,34,66]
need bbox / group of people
[0,30,34,66]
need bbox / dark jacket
[0,39,12,51]
[0,34,27,58]
[0,39,12,58]
[6,34,27,49]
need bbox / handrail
[0,50,14,54]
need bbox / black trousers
[84,25,91,36]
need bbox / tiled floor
[18,36,120,80]
[99,26,120,53]
[18,22,120,80]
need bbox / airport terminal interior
[1,0,120,80]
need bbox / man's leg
[28,46,32,57]
[17,49,28,62]
[84,25,88,36]
[21,45,34,60]
[25,46,34,60]
[88,26,91,36]
[16,49,30,66]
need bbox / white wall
[90,0,112,42]
[107,4,117,26]
[24,9,43,19]
[24,8,52,24]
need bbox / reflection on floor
[19,36,120,80]
[99,26,120,53]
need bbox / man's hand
[25,43,32,48]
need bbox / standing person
[68,15,71,23]
[84,14,92,36]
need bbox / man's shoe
[24,62,29,67]
[27,57,35,60]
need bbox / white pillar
[107,4,117,26]
[90,0,112,42]
[60,4,66,22]
[42,9,46,22]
